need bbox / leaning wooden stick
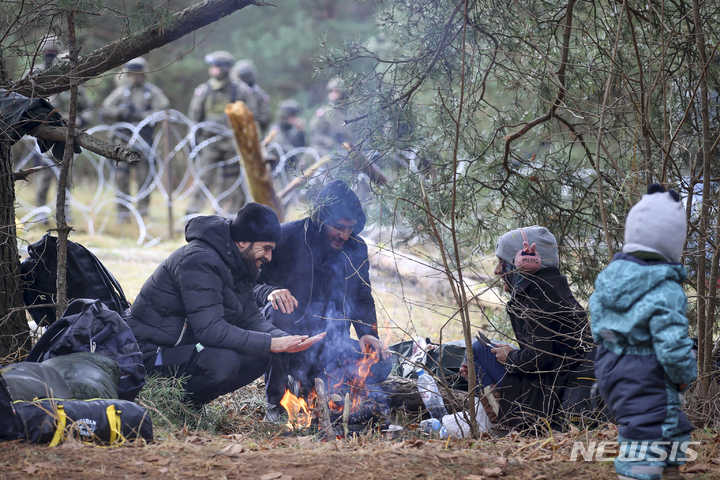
[225,101,284,221]
[314,378,335,441]
[342,392,351,437]
[261,128,278,148]
[278,155,331,199]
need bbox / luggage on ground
[21,234,130,327]
[26,298,145,401]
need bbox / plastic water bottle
[416,369,449,419]
[419,418,449,438]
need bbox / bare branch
[5,0,267,98]
[27,124,141,164]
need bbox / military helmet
[124,57,148,73]
[40,35,62,55]
[278,100,301,120]
[204,51,234,70]
[231,59,257,85]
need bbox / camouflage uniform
[102,58,169,216]
[268,100,305,169]
[186,51,251,215]
[309,78,358,153]
[231,60,272,135]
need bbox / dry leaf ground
[2,426,719,479]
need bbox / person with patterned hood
[255,180,391,423]
[590,184,696,480]
[460,225,590,432]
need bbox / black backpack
[21,234,130,326]
[26,298,145,401]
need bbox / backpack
[389,338,468,390]
[21,234,130,327]
[26,298,145,401]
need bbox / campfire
[279,387,315,429]
[277,344,392,437]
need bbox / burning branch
[314,378,335,442]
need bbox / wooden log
[277,155,331,199]
[225,101,284,221]
[314,377,335,442]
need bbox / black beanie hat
[230,203,282,243]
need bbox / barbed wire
[14,109,322,245]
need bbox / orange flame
[279,388,312,429]
[328,399,342,412]
[331,344,381,412]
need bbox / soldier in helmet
[230,59,272,135]
[186,51,251,216]
[102,57,170,219]
[268,100,305,170]
[309,77,358,154]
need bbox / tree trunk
[0,54,30,362]
[225,101,284,220]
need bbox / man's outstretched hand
[359,335,390,360]
[270,332,327,353]
[286,332,326,353]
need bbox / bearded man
[127,203,324,405]
[256,181,391,422]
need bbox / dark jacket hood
[184,215,251,279]
[312,180,366,235]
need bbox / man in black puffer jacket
[127,203,324,405]
[256,180,391,422]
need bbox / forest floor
[1,423,718,480]
[6,231,720,480]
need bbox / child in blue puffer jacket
[590,184,697,480]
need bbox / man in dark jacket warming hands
[256,180,391,423]
[127,203,325,406]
